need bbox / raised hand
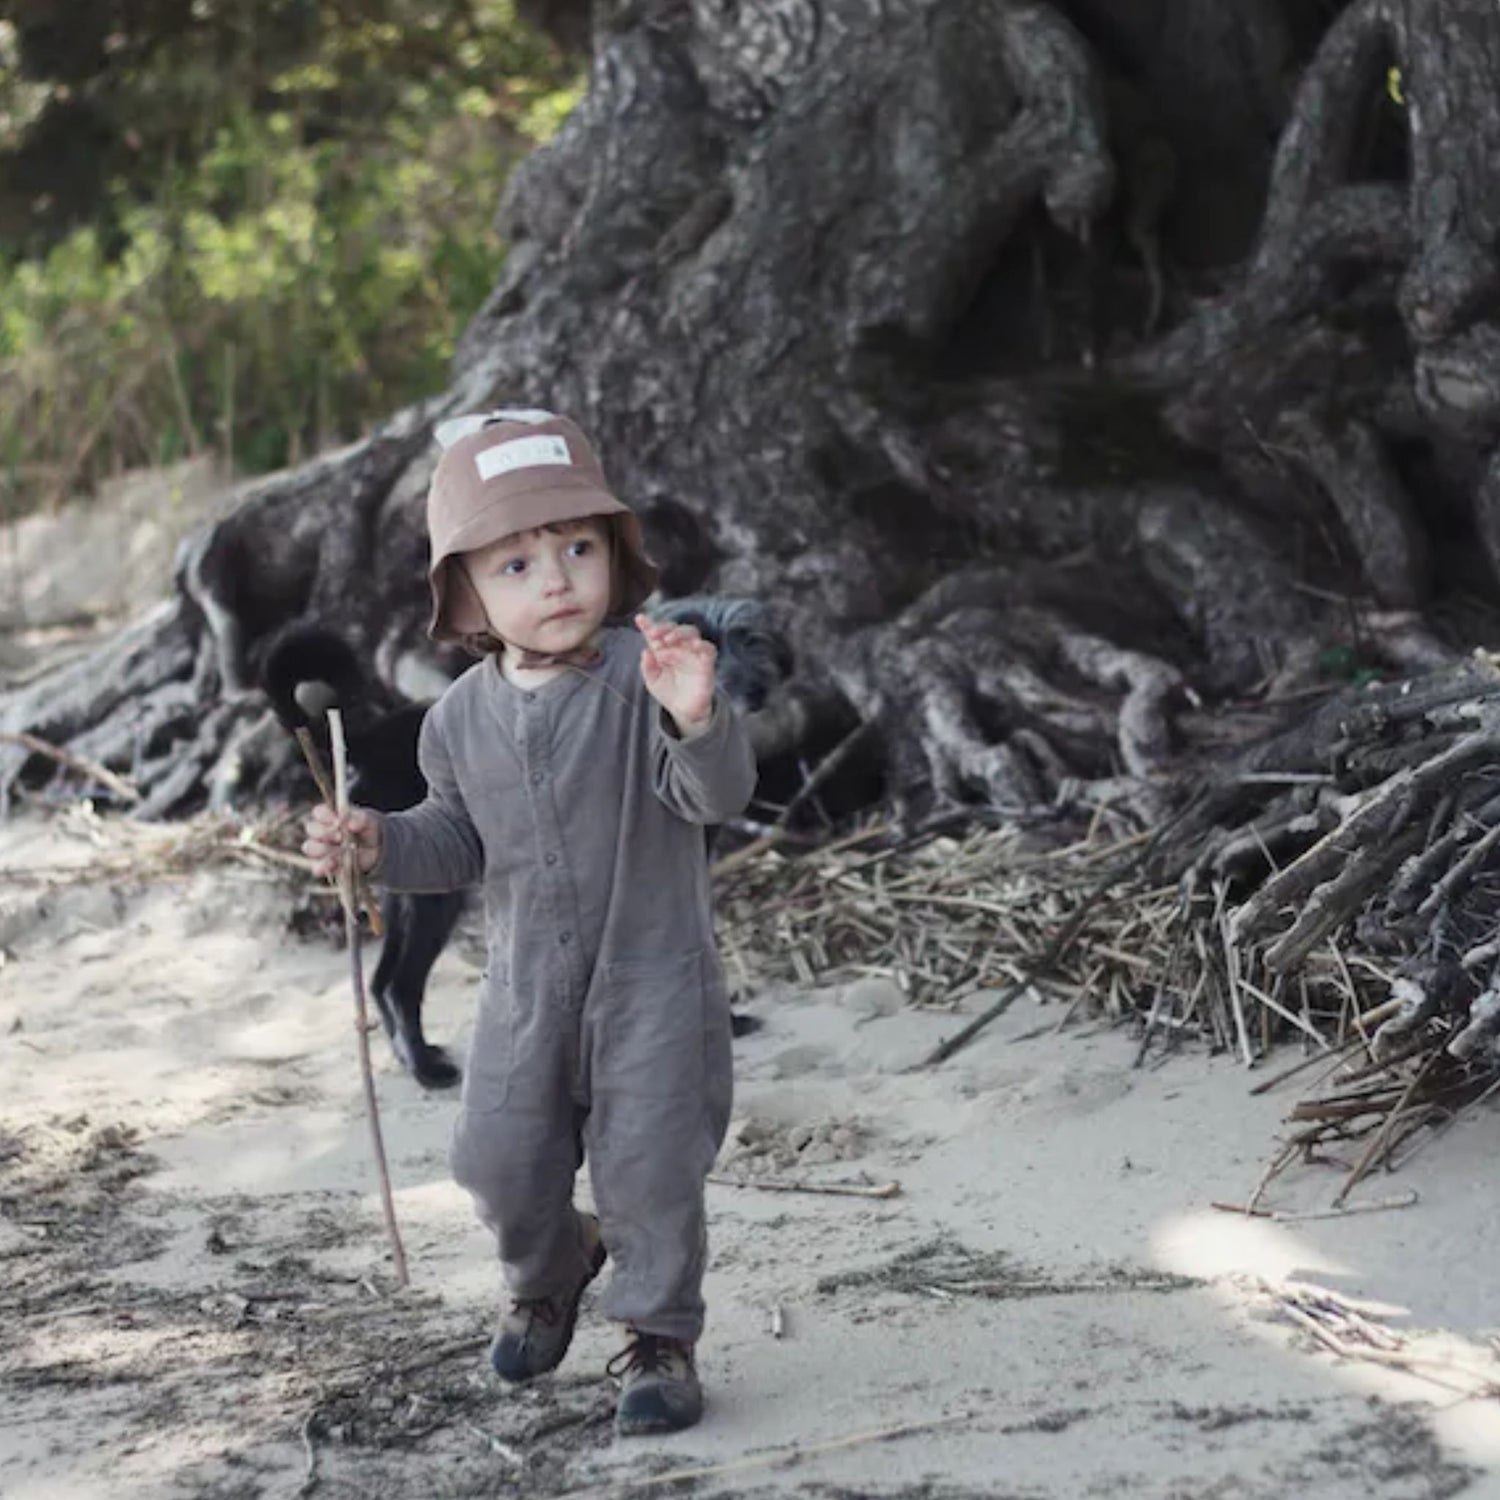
[636,613,716,733]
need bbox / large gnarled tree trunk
[5,0,1500,883]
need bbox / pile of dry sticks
[713,787,1500,1203]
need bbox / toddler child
[304,409,755,1434]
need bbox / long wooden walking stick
[327,708,409,1286]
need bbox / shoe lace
[606,1330,683,1379]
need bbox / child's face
[462,518,613,656]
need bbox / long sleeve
[375,709,485,892]
[651,692,757,825]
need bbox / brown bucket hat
[425,410,659,644]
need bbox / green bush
[0,2,580,515]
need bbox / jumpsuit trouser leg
[449,952,734,1339]
[581,950,734,1345]
[450,991,596,1297]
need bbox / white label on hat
[475,434,572,480]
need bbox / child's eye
[500,558,527,577]
[566,539,594,559]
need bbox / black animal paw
[403,1041,462,1090]
[373,986,462,1089]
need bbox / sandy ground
[3,808,1500,1500]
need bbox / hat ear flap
[430,556,493,641]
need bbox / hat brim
[438,482,628,561]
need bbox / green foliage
[0,2,582,511]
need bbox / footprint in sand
[768,1043,833,1079]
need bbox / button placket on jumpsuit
[379,633,754,1346]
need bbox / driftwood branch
[0,730,141,806]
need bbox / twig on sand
[0,730,141,804]
[328,709,408,1287]
[1246,1140,1297,1214]
[1267,1281,1500,1401]
[294,1407,321,1497]
[1211,1191,1418,1223]
[707,1174,901,1200]
[387,1334,489,1381]
[557,1411,975,1498]
[1274,1191,1420,1223]
[1333,1050,1443,1206]
[463,1422,524,1464]
[1386,1073,1500,1172]
[1248,1033,1365,1095]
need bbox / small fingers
[301,826,334,858]
[302,805,375,878]
[635,614,703,648]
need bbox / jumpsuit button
[531,771,545,785]
[544,852,558,866]
[559,931,572,946]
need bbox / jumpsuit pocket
[461,989,514,1114]
[600,950,709,1101]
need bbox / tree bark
[5,0,1500,844]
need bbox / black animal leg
[371,891,466,1089]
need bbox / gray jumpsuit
[375,626,756,1342]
